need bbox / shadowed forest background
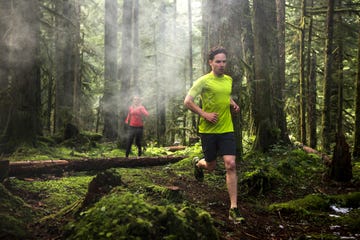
[0,0,360,239]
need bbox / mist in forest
[1,2,37,67]
[108,0,202,111]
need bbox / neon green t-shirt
[188,72,234,134]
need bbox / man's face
[209,53,226,76]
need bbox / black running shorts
[199,132,236,162]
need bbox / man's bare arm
[184,94,218,123]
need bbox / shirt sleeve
[125,107,131,123]
[188,77,205,98]
[140,106,149,117]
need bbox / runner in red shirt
[125,96,149,157]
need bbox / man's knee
[223,156,236,171]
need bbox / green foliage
[65,191,218,240]
[0,184,34,239]
[341,208,360,232]
[269,194,331,215]
[6,175,92,211]
[331,192,360,208]
[240,147,324,197]
[268,192,360,232]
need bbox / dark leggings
[126,126,144,157]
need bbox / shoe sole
[192,158,204,181]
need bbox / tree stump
[0,160,9,182]
[330,132,352,182]
[80,169,124,211]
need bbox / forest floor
[2,145,360,240]
[153,165,359,240]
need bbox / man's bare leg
[223,155,238,208]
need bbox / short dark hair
[208,46,227,61]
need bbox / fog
[100,0,203,130]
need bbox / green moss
[6,175,92,211]
[331,192,360,208]
[340,208,360,231]
[0,184,34,239]
[0,214,29,239]
[65,191,219,240]
[269,194,330,215]
[269,192,360,226]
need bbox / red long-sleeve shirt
[125,106,149,127]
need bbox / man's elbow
[184,96,191,108]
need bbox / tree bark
[306,0,317,149]
[0,1,11,136]
[299,0,307,144]
[322,0,335,153]
[102,0,119,141]
[275,0,291,145]
[252,0,279,152]
[353,27,360,159]
[55,0,79,134]
[0,0,42,153]
[118,0,133,146]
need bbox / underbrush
[1,140,360,239]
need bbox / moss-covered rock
[64,191,219,240]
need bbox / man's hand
[203,112,218,124]
[231,104,240,113]
[230,98,240,113]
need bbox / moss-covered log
[7,156,185,177]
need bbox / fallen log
[302,145,331,166]
[8,156,185,178]
[166,146,186,152]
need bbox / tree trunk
[0,0,42,153]
[353,27,360,159]
[72,0,81,127]
[308,51,317,149]
[187,0,196,141]
[299,0,307,144]
[239,0,255,137]
[322,0,335,153]
[275,0,291,145]
[0,1,11,137]
[102,0,119,141]
[306,0,317,149]
[201,0,246,156]
[133,0,139,88]
[330,0,352,182]
[55,0,78,135]
[118,0,133,146]
[252,0,279,152]
[222,1,244,157]
[330,132,352,182]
